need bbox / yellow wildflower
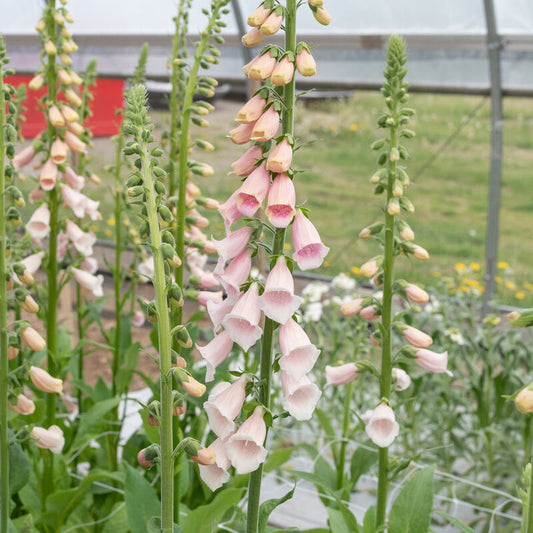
[107,218,116,227]
[497,261,510,269]
[505,281,517,290]
[351,266,360,276]
[323,260,331,267]
[516,291,526,300]
[454,262,466,272]
[349,123,358,132]
[495,276,503,284]
[525,283,533,291]
[470,262,480,271]
[104,229,113,238]
[433,271,442,278]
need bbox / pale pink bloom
[197,290,223,307]
[61,184,87,218]
[247,3,270,26]
[271,56,295,86]
[72,267,104,297]
[251,106,280,142]
[260,9,283,35]
[228,122,255,145]
[405,283,429,304]
[412,245,430,260]
[132,310,146,328]
[259,255,302,324]
[247,52,277,81]
[291,210,329,271]
[187,208,209,229]
[266,138,293,173]
[360,258,379,278]
[197,330,234,382]
[325,363,358,386]
[216,249,252,300]
[279,318,320,381]
[207,298,236,332]
[40,159,58,191]
[29,188,45,204]
[231,145,263,177]
[189,267,219,290]
[137,256,155,282]
[236,94,267,123]
[199,437,231,491]
[56,232,68,261]
[30,425,65,454]
[365,403,400,448]
[81,257,98,274]
[296,48,317,76]
[226,406,268,474]
[212,226,254,274]
[340,298,364,317]
[63,166,85,190]
[392,368,411,391]
[84,198,101,221]
[22,328,46,352]
[222,283,263,351]
[415,349,452,376]
[235,163,271,217]
[13,145,36,169]
[370,334,381,347]
[64,131,86,153]
[66,219,96,256]
[204,377,247,437]
[281,372,321,420]
[360,305,379,321]
[186,249,207,270]
[242,26,264,47]
[265,173,295,228]
[29,366,63,394]
[9,394,36,415]
[402,325,433,349]
[21,251,45,275]
[218,192,243,234]
[50,138,68,164]
[49,105,65,127]
[361,409,373,425]
[27,204,51,240]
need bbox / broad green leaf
[327,507,353,533]
[11,514,33,533]
[437,511,476,533]
[259,485,295,533]
[388,465,435,533]
[362,506,376,533]
[116,342,141,394]
[315,409,338,463]
[147,517,184,533]
[125,465,160,533]
[182,487,245,533]
[300,443,337,491]
[102,503,129,533]
[9,436,29,494]
[350,446,377,488]
[264,446,294,473]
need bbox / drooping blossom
[271,56,295,86]
[72,267,104,297]
[291,210,329,271]
[265,173,295,228]
[137,256,155,282]
[231,145,263,177]
[266,138,293,174]
[296,47,317,76]
[251,106,280,142]
[215,249,252,300]
[235,163,271,217]
[204,377,247,437]
[197,330,234,382]
[218,192,243,234]
[212,226,254,274]
[61,184,87,218]
[247,52,277,81]
[29,366,63,394]
[40,159,58,191]
[279,318,320,380]
[198,437,231,491]
[281,372,321,420]
[65,219,96,256]
[21,327,46,352]
[364,403,400,448]
[401,325,433,349]
[392,367,411,391]
[21,251,45,276]
[325,363,358,386]
[63,166,85,190]
[340,298,364,317]
[207,298,236,332]
[236,94,266,123]
[30,425,65,454]
[13,144,36,169]
[9,394,36,415]
[414,349,452,376]
[27,203,51,240]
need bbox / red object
[6,75,124,138]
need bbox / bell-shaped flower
[218,192,243,234]
[84,198,101,221]
[61,184,87,218]
[199,437,231,491]
[340,298,364,317]
[72,267,104,297]
[57,232,69,261]
[281,372,321,421]
[137,256,154,282]
[236,94,267,123]
[29,188,45,204]
[266,138,293,174]
[197,330,234,382]
[360,305,379,321]
[197,290,223,307]
[63,166,85,190]
[204,376,247,437]
[222,283,263,351]
[9,394,36,415]
[226,406,268,474]
[242,26,264,46]
[258,256,302,324]
[235,163,271,217]
[271,56,295,86]
[27,204,51,240]
[189,267,219,290]
[405,283,429,304]
[260,9,283,35]
[207,297,236,332]
[231,145,263,177]
[51,138,68,164]
[325,363,358,386]
[65,131,86,153]
[247,52,277,81]
[296,48,316,76]
[279,318,320,380]
[81,256,98,274]
[66,219,96,256]
[401,325,433,349]
[415,349,452,376]
[251,106,280,142]
[22,328,46,352]
[265,173,295,228]
[212,226,253,274]
[29,366,63,394]
[132,310,145,328]
[392,367,411,391]
[364,402,400,448]
[40,159,58,191]
[228,122,255,145]
[291,210,329,271]
[30,425,65,454]
[13,145,36,169]
[21,251,45,276]
[216,249,252,300]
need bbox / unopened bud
[516,386,533,414]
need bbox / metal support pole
[482,0,504,316]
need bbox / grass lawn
[83,90,533,305]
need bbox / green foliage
[125,465,160,533]
[259,486,295,533]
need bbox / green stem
[247,5,296,532]
[76,283,83,413]
[527,418,533,533]
[0,56,10,533]
[337,380,354,491]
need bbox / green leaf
[263,446,294,473]
[182,487,245,533]
[147,517,184,533]
[388,465,435,533]
[327,507,354,533]
[125,465,160,533]
[11,514,33,532]
[350,446,378,488]
[300,443,337,491]
[259,485,295,533]
[102,503,129,533]
[436,512,476,533]
[116,341,141,394]
[9,436,29,494]
[362,506,376,533]
[315,409,338,463]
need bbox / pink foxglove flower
[204,377,247,437]
[137,256,155,282]
[27,203,51,240]
[415,349,452,376]
[29,188,45,204]
[198,437,231,491]
[21,328,46,352]
[81,257,98,274]
[266,138,293,173]
[258,255,302,324]
[9,394,36,415]
[65,219,96,256]
[56,231,68,261]
[226,406,268,474]
[279,318,320,380]
[63,166,85,190]
[401,325,433,349]
[296,48,316,76]
[242,27,265,47]
[247,52,277,81]
[236,94,267,123]
[207,298,236,332]
[64,131,86,153]
[216,249,252,300]
[325,363,358,386]
[271,56,295,86]
[340,298,364,317]
[265,173,295,228]
[13,144,36,169]
[84,198,101,221]
[72,267,104,297]
[235,163,271,217]
[197,330,234,382]
[29,366,63,394]
[189,268,219,290]
[212,226,253,274]
[231,145,263,177]
[132,310,146,328]
[260,9,283,36]
[291,210,329,271]
[218,192,243,234]
[222,283,263,351]
[405,283,429,304]
[61,184,87,218]
[21,251,45,276]
[228,122,255,145]
[50,138,68,164]
[247,3,270,26]
[197,290,223,307]
[364,403,400,448]
[281,372,321,420]
[392,367,411,391]
[360,305,379,321]
[39,159,58,191]
[30,425,65,454]
[360,258,380,278]
[251,106,280,142]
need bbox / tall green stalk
[527,419,533,533]
[337,380,354,490]
[246,2,296,531]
